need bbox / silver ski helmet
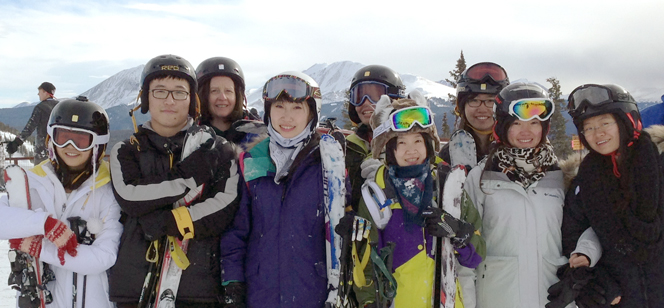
[262,71,322,128]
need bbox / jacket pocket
[477,256,519,308]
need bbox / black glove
[223,282,247,308]
[139,209,180,241]
[6,138,23,154]
[335,212,355,240]
[421,207,474,247]
[546,264,595,308]
[575,266,621,308]
[177,139,219,186]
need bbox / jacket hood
[644,124,664,154]
[558,152,588,191]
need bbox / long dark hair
[198,76,245,126]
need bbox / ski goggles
[373,106,434,138]
[465,62,508,83]
[349,81,394,106]
[262,75,321,102]
[47,125,109,151]
[567,84,619,113]
[507,98,554,121]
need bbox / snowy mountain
[79,65,144,109]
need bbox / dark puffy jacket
[20,98,58,162]
[108,122,240,304]
[345,124,371,211]
[221,135,336,308]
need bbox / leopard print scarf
[493,142,558,188]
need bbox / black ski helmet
[348,65,405,124]
[568,84,642,147]
[140,54,198,117]
[455,62,509,117]
[196,57,246,123]
[493,82,551,145]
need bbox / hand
[6,138,22,155]
[9,235,44,258]
[222,282,247,308]
[546,264,594,308]
[361,158,383,181]
[177,144,219,186]
[575,266,622,308]
[44,216,78,265]
[139,209,180,241]
[421,207,474,247]
[570,253,590,268]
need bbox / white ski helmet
[262,71,322,128]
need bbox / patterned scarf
[267,119,313,184]
[493,142,558,188]
[387,159,433,227]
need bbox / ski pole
[72,272,78,308]
[81,275,87,308]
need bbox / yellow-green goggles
[373,106,434,138]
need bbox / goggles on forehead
[567,84,616,113]
[349,81,395,107]
[465,63,508,83]
[263,75,321,102]
[373,106,434,138]
[506,99,554,121]
[47,125,110,151]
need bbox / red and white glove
[44,216,79,265]
[9,235,44,258]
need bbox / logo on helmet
[313,88,322,99]
[160,65,181,71]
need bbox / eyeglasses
[151,89,190,100]
[47,125,110,151]
[263,75,321,102]
[508,99,554,121]
[349,81,394,106]
[581,121,616,135]
[567,84,615,113]
[467,98,495,108]
[373,106,434,138]
[464,63,508,83]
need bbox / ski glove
[546,264,594,308]
[177,139,220,186]
[9,235,44,258]
[44,216,78,265]
[361,158,383,182]
[139,209,180,241]
[222,282,247,308]
[421,207,474,248]
[6,137,22,155]
[575,266,622,308]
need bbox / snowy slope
[0,237,14,308]
[79,65,144,109]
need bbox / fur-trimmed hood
[644,124,664,154]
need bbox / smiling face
[207,76,237,129]
[148,77,191,137]
[394,132,427,166]
[507,119,543,149]
[464,93,496,131]
[355,99,376,125]
[582,113,621,155]
[269,99,311,138]
[55,144,92,171]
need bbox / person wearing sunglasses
[195,57,266,152]
[220,71,349,308]
[439,62,510,166]
[350,91,484,308]
[109,55,240,308]
[0,96,122,307]
[461,83,579,308]
[558,84,664,307]
[346,65,406,212]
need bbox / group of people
[0,54,662,308]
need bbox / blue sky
[1,0,663,108]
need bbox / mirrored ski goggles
[508,99,554,121]
[48,125,109,151]
[465,62,508,82]
[373,106,434,138]
[567,84,615,112]
[262,75,321,102]
[349,81,392,106]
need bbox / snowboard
[449,129,477,167]
[4,165,49,308]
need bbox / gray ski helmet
[568,84,642,146]
[140,54,198,117]
[455,62,509,116]
[493,82,551,145]
[348,65,405,124]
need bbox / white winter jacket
[0,161,122,308]
[462,162,569,308]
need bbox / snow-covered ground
[0,239,15,308]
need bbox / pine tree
[445,50,466,103]
[441,112,451,139]
[546,77,572,159]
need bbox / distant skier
[220,71,350,307]
[0,96,122,307]
[639,94,664,128]
[6,82,59,163]
[108,54,240,307]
